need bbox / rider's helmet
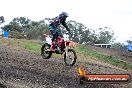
[59,12,69,19]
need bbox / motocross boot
[56,46,62,54]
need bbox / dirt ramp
[86,45,132,62]
[0,45,131,88]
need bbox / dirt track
[87,45,132,62]
[0,45,132,88]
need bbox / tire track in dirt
[77,53,128,72]
[87,45,132,63]
[0,45,131,88]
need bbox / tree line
[1,17,115,44]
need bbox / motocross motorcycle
[41,30,77,66]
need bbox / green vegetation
[76,45,132,70]
[20,41,41,53]
[0,37,132,70]
[0,38,41,53]
[1,17,115,44]
[0,37,62,58]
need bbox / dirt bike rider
[48,12,71,52]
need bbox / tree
[96,27,115,44]
[67,21,115,44]
[67,20,87,43]
[1,17,31,33]
[126,40,132,44]
[1,23,22,33]
[12,17,31,27]
[1,16,115,42]
[24,19,49,39]
[0,16,5,23]
[1,17,49,39]
[112,42,127,50]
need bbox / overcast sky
[0,0,132,43]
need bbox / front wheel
[41,43,52,59]
[64,49,77,66]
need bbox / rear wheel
[64,49,77,66]
[41,43,52,59]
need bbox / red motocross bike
[41,31,77,66]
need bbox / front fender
[66,41,76,48]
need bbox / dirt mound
[0,45,131,88]
[85,45,132,62]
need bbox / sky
[0,0,132,43]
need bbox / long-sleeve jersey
[49,16,70,32]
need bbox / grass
[0,37,132,70]
[20,40,42,53]
[0,37,63,58]
[0,37,41,53]
[76,45,132,70]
